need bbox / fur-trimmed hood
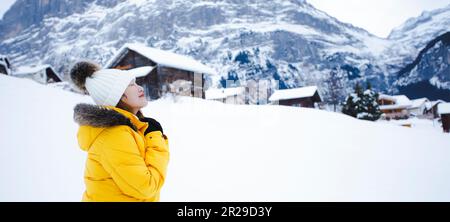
[74,103,148,151]
[74,103,137,131]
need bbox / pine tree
[359,82,382,121]
[342,83,382,121]
[342,94,357,117]
[342,83,361,118]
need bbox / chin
[141,99,149,107]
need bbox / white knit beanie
[70,62,136,106]
[85,69,136,106]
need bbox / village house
[378,94,412,120]
[408,97,429,117]
[268,86,322,108]
[0,56,11,75]
[105,43,216,100]
[205,87,246,104]
[424,100,445,119]
[14,65,62,84]
[438,103,450,133]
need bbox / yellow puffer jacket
[73,103,169,202]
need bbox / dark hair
[116,99,145,119]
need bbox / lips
[139,93,145,98]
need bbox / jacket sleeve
[144,131,170,178]
[96,126,169,200]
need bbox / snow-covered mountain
[0,0,121,39]
[0,0,449,101]
[0,0,394,95]
[388,4,450,51]
[395,31,450,101]
[386,5,450,101]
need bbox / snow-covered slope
[1,75,450,201]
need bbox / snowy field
[0,74,449,201]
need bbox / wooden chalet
[14,65,62,84]
[378,94,412,120]
[205,87,246,104]
[268,86,322,108]
[105,43,216,100]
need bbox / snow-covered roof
[393,95,412,106]
[129,66,156,78]
[425,100,445,110]
[378,94,396,101]
[269,86,318,102]
[205,87,245,100]
[14,65,54,76]
[379,94,413,110]
[410,98,429,109]
[438,103,450,115]
[105,43,216,75]
[13,65,62,82]
[379,94,412,110]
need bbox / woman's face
[121,79,148,110]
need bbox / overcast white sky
[1,0,449,38]
[308,0,450,37]
[0,0,16,19]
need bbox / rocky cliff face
[0,0,120,39]
[396,32,450,100]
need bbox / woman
[70,61,169,202]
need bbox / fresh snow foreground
[0,75,449,201]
